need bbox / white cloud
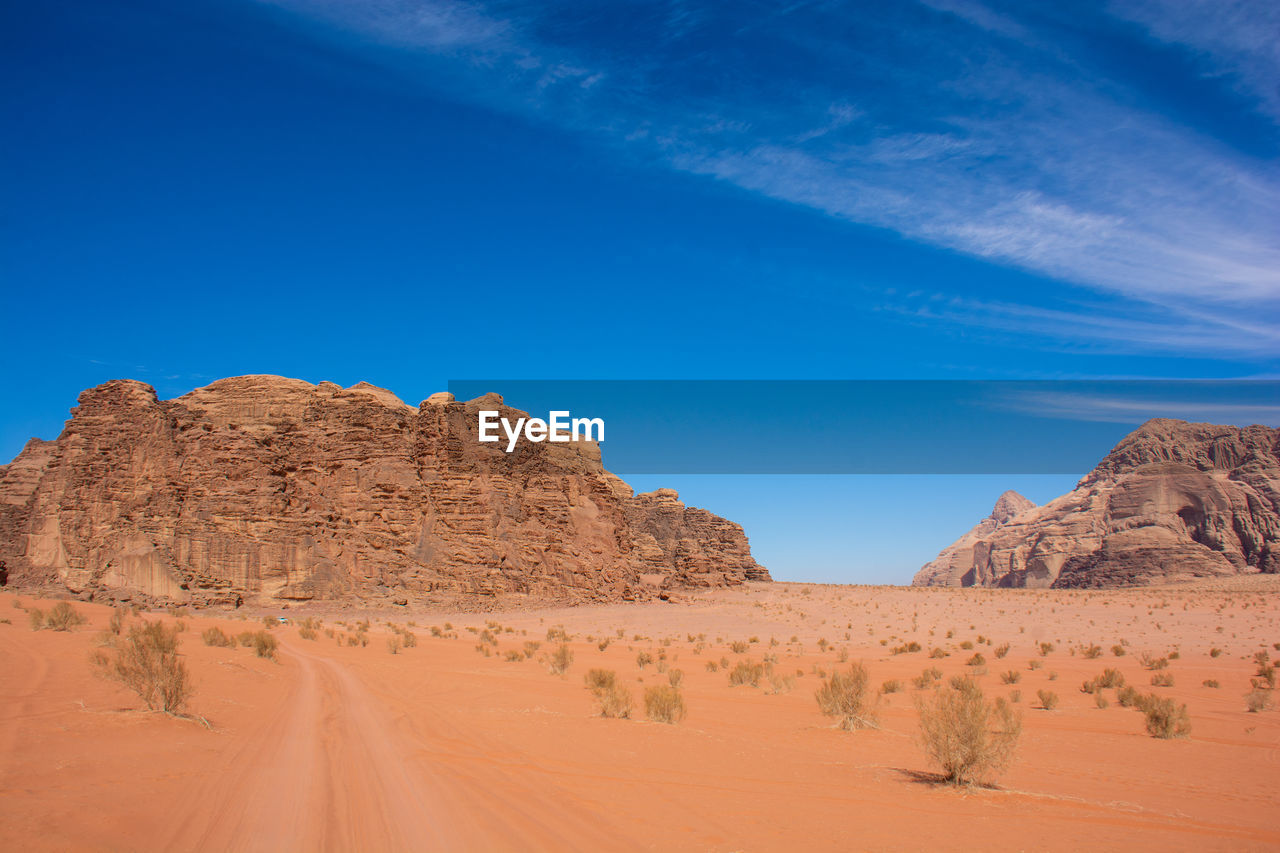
[254,0,1280,355]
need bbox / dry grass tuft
[201,627,235,647]
[915,676,1021,786]
[91,620,192,715]
[815,663,878,730]
[644,685,686,724]
[1143,696,1191,738]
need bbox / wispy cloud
[1108,0,1280,122]
[999,388,1280,426]
[254,0,1280,355]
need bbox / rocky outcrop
[0,376,768,605]
[912,419,1280,588]
[912,491,1036,587]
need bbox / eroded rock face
[912,491,1036,587]
[912,419,1280,588]
[0,376,768,605]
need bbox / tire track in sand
[164,644,461,852]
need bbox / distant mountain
[0,376,767,607]
[913,419,1280,588]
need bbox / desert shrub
[959,640,974,650]
[1036,689,1059,710]
[1150,672,1175,687]
[1000,670,1021,685]
[767,670,795,694]
[262,616,276,629]
[1080,644,1102,659]
[1009,689,1021,703]
[705,660,719,673]
[585,668,617,691]
[201,627,235,647]
[387,636,402,654]
[1027,659,1042,671]
[43,601,87,632]
[1202,679,1219,688]
[915,677,1021,785]
[597,639,610,652]
[251,631,278,660]
[1139,652,1168,671]
[966,653,986,667]
[27,607,45,630]
[636,651,653,668]
[547,643,574,675]
[729,660,765,687]
[1252,651,1276,690]
[994,643,1011,659]
[815,664,877,731]
[503,650,523,662]
[881,679,903,694]
[644,685,686,724]
[729,640,749,654]
[1209,647,1222,658]
[1038,642,1054,656]
[298,627,318,641]
[1094,692,1109,709]
[891,641,922,655]
[1111,644,1126,657]
[1245,689,1271,713]
[1143,696,1191,738]
[1117,685,1141,708]
[92,620,192,714]
[929,647,949,659]
[1097,668,1125,688]
[399,630,417,649]
[597,683,633,719]
[913,667,942,689]
[109,607,127,635]
[668,668,684,688]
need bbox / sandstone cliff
[912,419,1280,588]
[0,376,768,606]
[912,491,1036,587]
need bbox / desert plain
[2,578,1279,852]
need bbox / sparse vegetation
[915,677,1021,786]
[30,601,87,632]
[728,660,764,687]
[1143,696,1191,738]
[644,685,686,724]
[251,631,278,660]
[815,663,877,730]
[91,620,192,715]
[201,627,235,647]
[547,643,574,675]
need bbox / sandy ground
[2,581,1279,852]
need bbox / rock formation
[911,491,1036,587]
[0,376,768,606]
[912,419,1280,588]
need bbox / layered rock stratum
[913,419,1280,588]
[0,376,768,606]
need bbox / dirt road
[164,644,446,851]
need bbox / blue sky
[2,0,1277,582]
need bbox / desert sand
[3,580,1279,851]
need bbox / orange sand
[2,581,1279,851]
